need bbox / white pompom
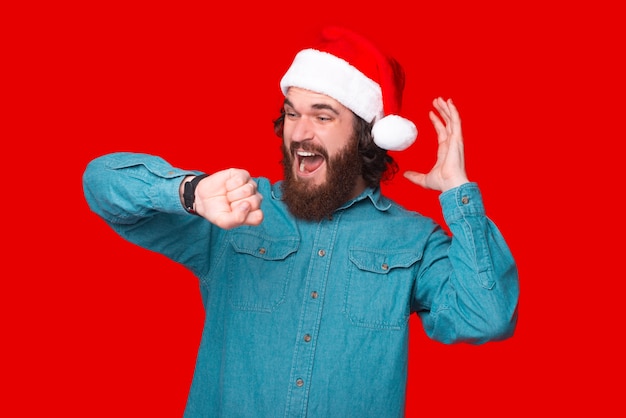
[371,115,418,151]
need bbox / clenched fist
[183,169,264,229]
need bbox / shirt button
[303,334,311,342]
[258,247,266,255]
[318,249,326,257]
[311,291,318,299]
[381,263,389,271]
[296,378,304,387]
[461,196,469,204]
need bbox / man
[83,26,519,417]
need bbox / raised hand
[193,169,264,229]
[404,97,469,192]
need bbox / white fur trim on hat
[371,115,417,151]
[280,49,384,123]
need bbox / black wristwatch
[183,174,209,215]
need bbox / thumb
[233,200,251,215]
[403,171,427,188]
[233,200,264,226]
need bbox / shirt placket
[283,214,341,417]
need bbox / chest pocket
[344,249,421,330]
[229,232,299,312]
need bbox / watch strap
[183,174,209,215]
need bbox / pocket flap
[231,232,299,260]
[349,249,422,274]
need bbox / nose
[289,116,314,143]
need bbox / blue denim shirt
[83,152,519,418]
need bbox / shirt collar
[271,181,391,213]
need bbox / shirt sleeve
[414,182,519,344]
[82,152,213,274]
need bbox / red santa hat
[280,26,417,151]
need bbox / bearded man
[83,26,519,418]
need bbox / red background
[2,1,624,416]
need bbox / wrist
[442,176,470,193]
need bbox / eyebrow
[284,98,340,115]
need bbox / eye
[284,106,298,119]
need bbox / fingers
[405,97,466,193]
[232,202,264,226]
[217,168,263,211]
[226,179,258,202]
[225,172,263,227]
[432,98,447,120]
[225,174,264,225]
[231,191,264,223]
[217,204,264,229]
[432,97,461,133]
[195,168,265,229]
[429,110,447,142]
[212,192,264,229]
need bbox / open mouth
[296,150,325,175]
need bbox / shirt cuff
[439,182,486,223]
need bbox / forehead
[285,87,348,112]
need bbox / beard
[280,138,363,221]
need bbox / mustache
[290,141,329,160]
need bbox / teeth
[297,151,315,173]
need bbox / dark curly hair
[273,109,398,188]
